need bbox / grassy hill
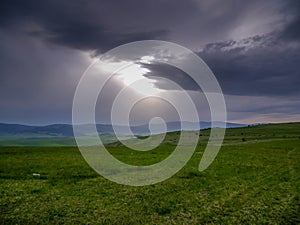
[0,123,299,224]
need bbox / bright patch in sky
[117,63,160,96]
[94,57,161,96]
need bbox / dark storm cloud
[279,1,300,41]
[140,31,300,98]
[0,0,169,53]
[143,26,300,97]
[282,17,300,41]
[199,31,300,97]
[141,63,199,91]
[0,0,287,51]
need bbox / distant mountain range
[0,122,249,146]
[0,121,247,137]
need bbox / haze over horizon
[1,0,300,125]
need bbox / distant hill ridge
[0,121,248,137]
[0,122,299,147]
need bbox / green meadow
[1,123,299,224]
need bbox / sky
[0,0,300,125]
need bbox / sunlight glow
[117,63,161,96]
[94,57,161,96]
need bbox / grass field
[1,123,300,224]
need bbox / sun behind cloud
[117,63,161,96]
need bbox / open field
[1,123,300,224]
